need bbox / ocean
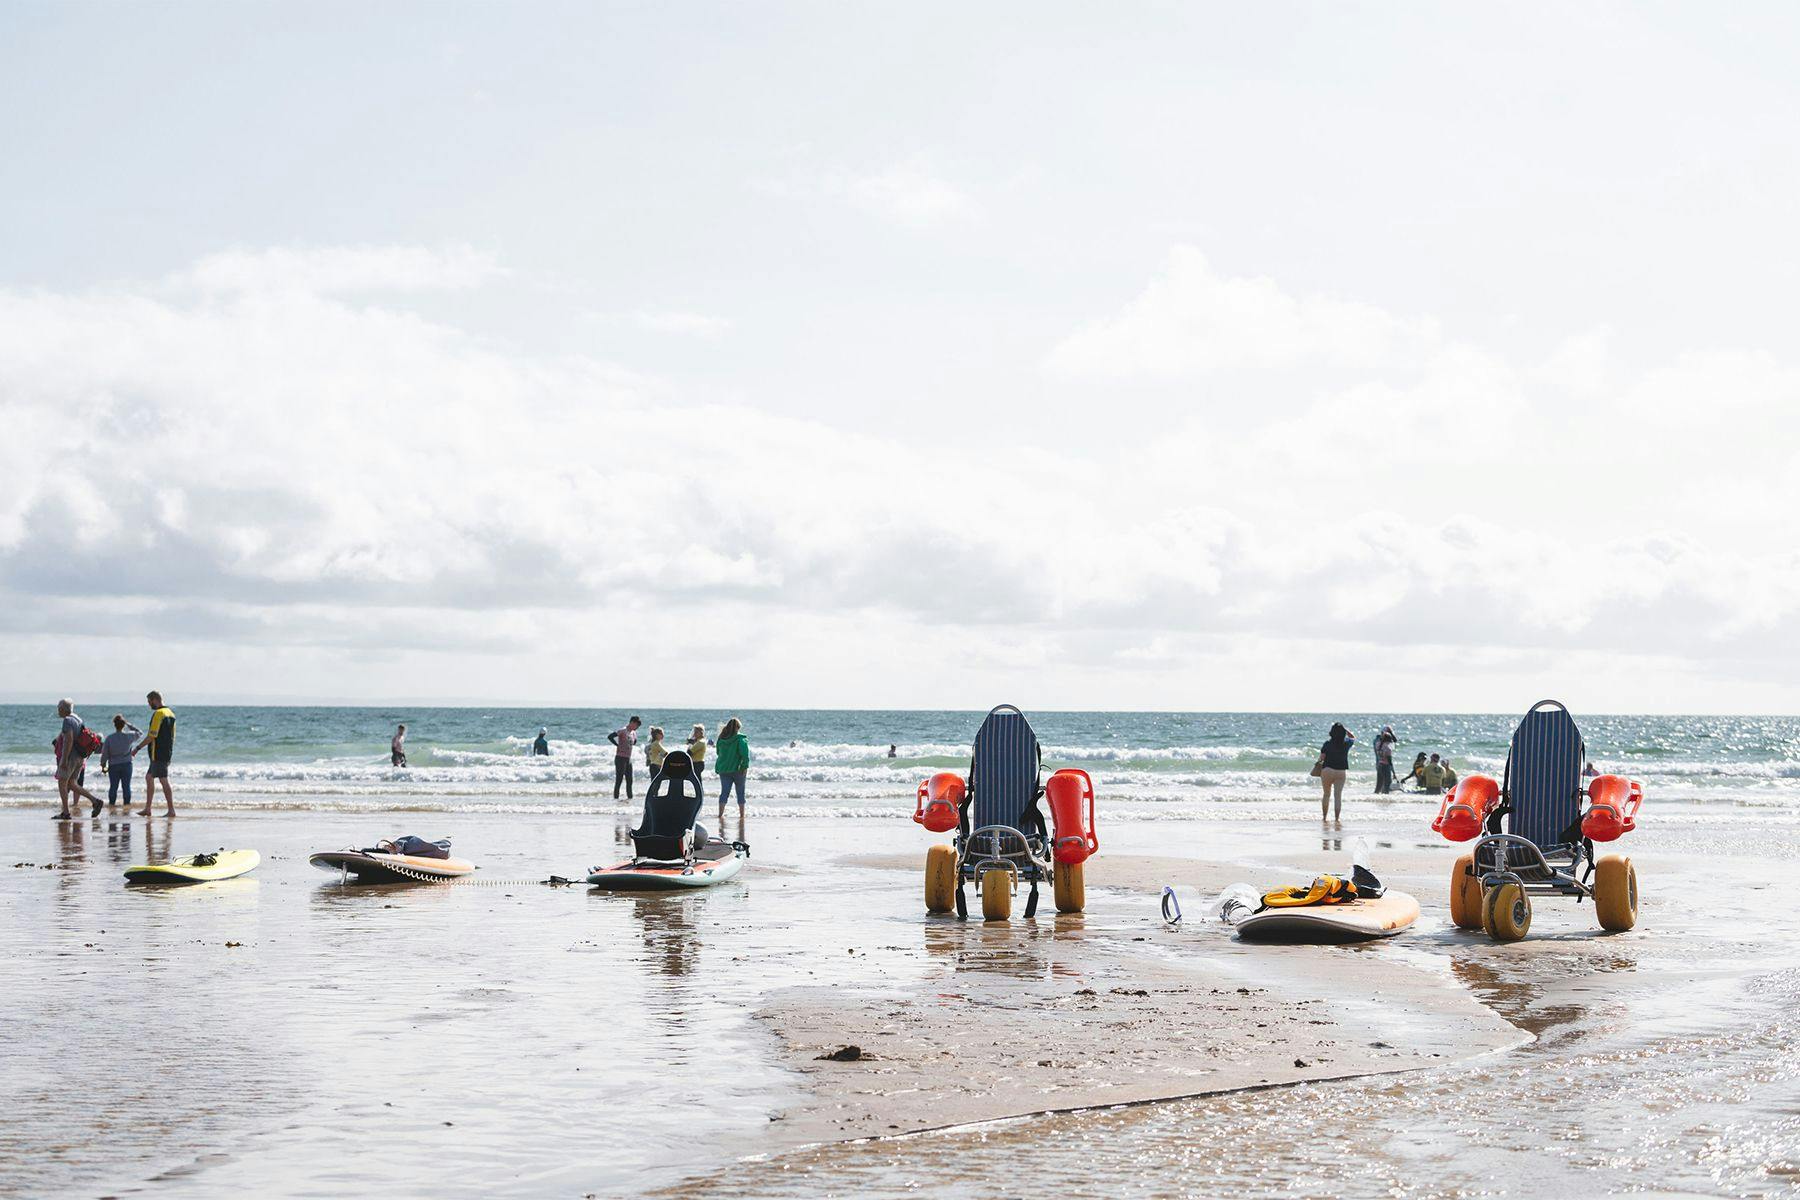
[4,704,1798,819]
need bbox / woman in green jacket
[714,716,750,835]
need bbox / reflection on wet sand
[631,894,701,978]
[921,913,1091,982]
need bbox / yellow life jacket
[1260,875,1359,908]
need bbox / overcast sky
[4,2,1799,711]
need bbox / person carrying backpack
[52,698,106,820]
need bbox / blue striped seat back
[969,705,1040,830]
[1506,701,1586,850]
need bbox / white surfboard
[1234,891,1420,943]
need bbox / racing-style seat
[632,750,703,862]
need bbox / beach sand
[3,804,1798,1197]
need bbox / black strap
[1024,880,1039,918]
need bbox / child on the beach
[646,727,667,780]
[687,724,708,781]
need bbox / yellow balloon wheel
[1483,882,1531,942]
[980,867,1012,921]
[1594,854,1638,932]
[924,843,957,914]
[1053,861,1086,914]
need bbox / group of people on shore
[600,718,749,817]
[1316,722,1462,821]
[384,715,752,832]
[49,693,177,820]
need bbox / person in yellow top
[687,724,708,783]
[1441,759,1459,790]
[645,727,668,780]
[1421,753,1446,795]
[133,690,177,817]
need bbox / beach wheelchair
[1431,699,1642,941]
[911,704,1097,921]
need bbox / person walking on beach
[687,724,708,783]
[610,715,641,799]
[1373,725,1398,794]
[391,723,408,768]
[714,716,749,836]
[645,726,668,781]
[1317,722,1354,821]
[52,699,105,819]
[134,692,178,816]
[101,715,140,810]
[532,727,550,756]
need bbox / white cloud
[1045,245,1441,378]
[757,156,979,230]
[7,245,1800,707]
[631,310,733,336]
[174,245,502,295]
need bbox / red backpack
[76,726,103,757]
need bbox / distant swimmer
[1583,760,1599,778]
[391,723,408,769]
[609,715,641,800]
[134,691,178,817]
[888,743,897,758]
[532,727,550,756]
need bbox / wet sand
[4,803,1798,1197]
[764,852,1520,1146]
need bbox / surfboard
[124,849,261,885]
[308,850,475,883]
[586,841,748,891]
[1233,891,1420,943]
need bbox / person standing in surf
[714,716,749,837]
[1372,725,1398,794]
[645,726,668,781]
[1318,721,1354,822]
[102,714,140,810]
[609,715,641,799]
[532,727,550,756]
[133,692,178,817]
[687,724,708,784]
[390,723,408,768]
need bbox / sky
[4,2,1800,711]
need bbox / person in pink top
[608,715,642,800]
